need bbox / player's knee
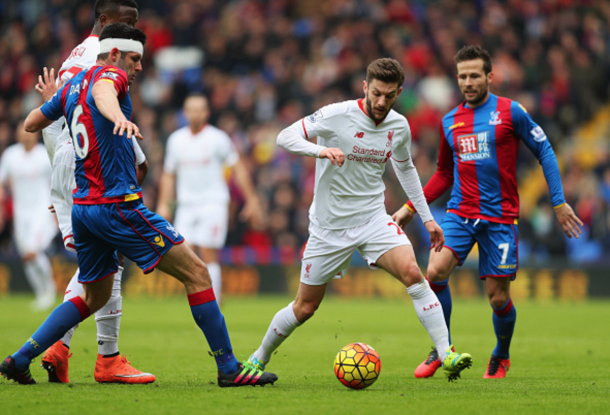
[185,257,213,289]
[427,263,450,282]
[399,262,424,286]
[294,301,319,323]
[488,291,509,309]
[84,291,112,314]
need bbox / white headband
[99,38,143,56]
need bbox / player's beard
[462,80,489,107]
[366,95,391,123]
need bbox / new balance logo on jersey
[354,132,365,138]
[489,111,502,125]
[152,234,165,248]
[458,132,490,161]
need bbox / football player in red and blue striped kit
[393,45,582,379]
[1,23,277,387]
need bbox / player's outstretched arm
[24,109,55,133]
[92,81,142,140]
[424,220,445,252]
[554,203,583,239]
[392,205,415,227]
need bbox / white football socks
[95,267,123,355]
[58,266,123,355]
[407,279,451,359]
[252,301,301,365]
[207,262,222,306]
[23,253,56,307]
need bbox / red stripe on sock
[188,288,216,306]
[69,297,91,321]
[493,298,514,316]
[426,276,448,293]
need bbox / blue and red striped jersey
[41,65,142,205]
[407,93,565,223]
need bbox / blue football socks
[491,298,516,359]
[12,297,90,369]
[188,289,239,374]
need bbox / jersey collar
[357,98,384,126]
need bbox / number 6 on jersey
[71,104,89,159]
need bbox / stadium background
[0,0,609,300]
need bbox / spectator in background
[1,0,610,264]
[0,123,57,310]
[157,93,266,304]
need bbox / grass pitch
[0,294,608,415]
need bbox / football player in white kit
[0,122,57,311]
[247,58,473,381]
[35,0,155,384]
[157,93,265,305]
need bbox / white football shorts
[13,212,57,255]
[50,141,76,252]
[174,203,228,249]
[300,211,411,285]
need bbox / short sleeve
[92,66,129,99]
[40,85,68,121]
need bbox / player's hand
[239,198,267,230]
[48,204,56,213]
[35,67,63,101]
[424,220,445,252]
[319,148,345,167]
[113,119,143,140]
[554,203,583,239]
[392,205,415,227]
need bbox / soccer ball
[334,342,381,389]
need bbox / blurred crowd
[1,0,610,264]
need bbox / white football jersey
[301,99,413,229]
[43,35,100,163]
[164,125,239,205]
[0,143,52,220]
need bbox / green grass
[0,295,608,415]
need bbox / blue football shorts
[441,212,518,280]
[72,199,184,283]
